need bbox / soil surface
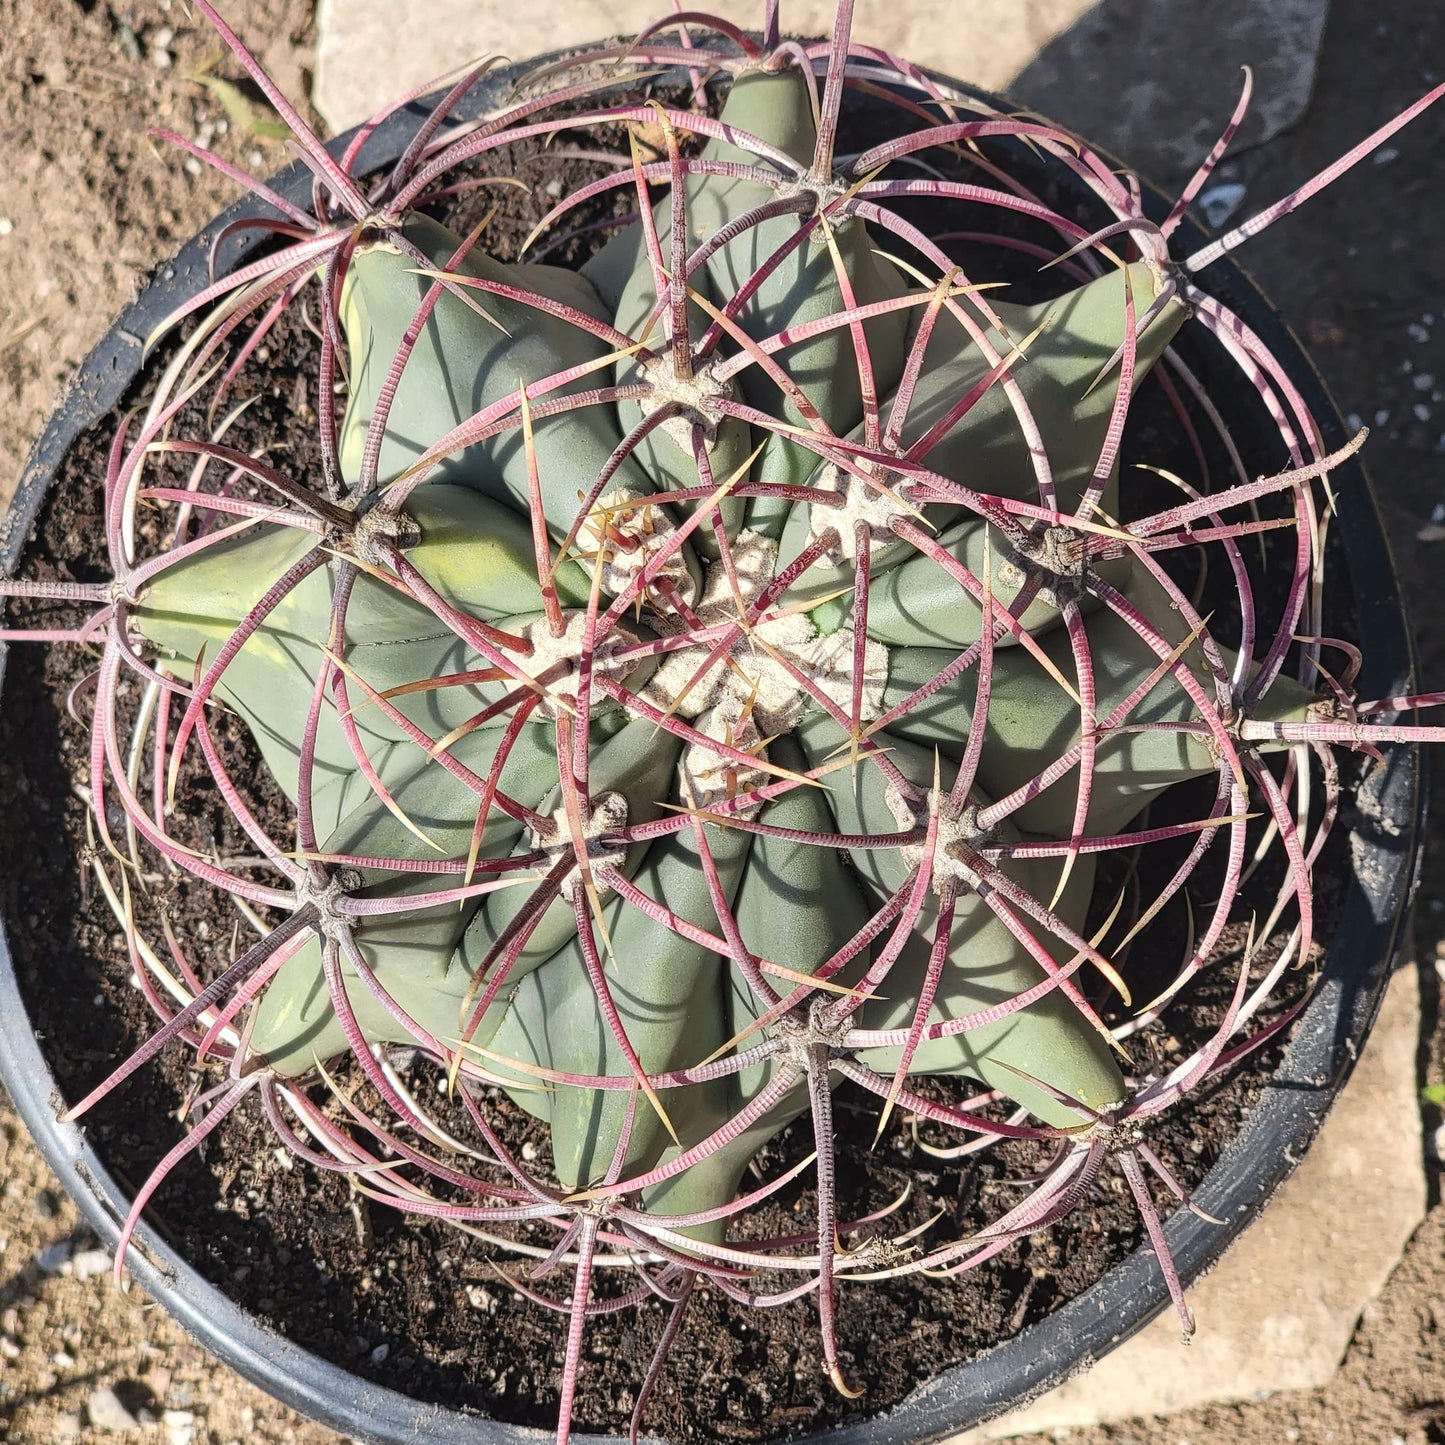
[0,3,1443,1445]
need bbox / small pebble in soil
[0,218,13,238]
[87,1384,142,1431]
[33,1187,59,1218]
[1429,1123,1445,1164]
[163,1411,197,1445]
[1197,182,1246,229]
[35,1240,74,1273]
[71,1247,112,1279]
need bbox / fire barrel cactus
[6,2,1444,1440]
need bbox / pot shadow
[1006,0,1328,196]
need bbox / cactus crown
[6,3,1445,1440]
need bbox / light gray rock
[312,0,1101,133]
[86,1386,142,1432]
[70,1246,112,1280]
[954,961,1427,1439]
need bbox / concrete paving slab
[314,0,1329,202]
[313,0,1101,133]
[954,961,1428,1440]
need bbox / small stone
[520,1140,539,1162]
[1408,322,1431,343]
[0,217,13,238]
[1415,372,1436,390]
[0,1337,20,1360]
[1374,409,1391,427]
[162,1411,196,1445]
[87,1385,142,1431]
[1428,1123,1445,1164]
[55,1413,82,1441]
[1197,182,1246,230]
[466,1284,498,1313]
[370,1342,390,1364]
[71,1247,112,1279]
[35,1240,73,1273]
[1373,145,1400,164]
[1414,403,1432,423]
[33,1188,59,1218]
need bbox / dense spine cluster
[6,3,1444,1439]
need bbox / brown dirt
[0,2,1443,1445]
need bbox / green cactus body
[793,712,1127,1124]
[248,713,573,1074]
[338,214,691,566]
[879,565,1318,837]
[134,486,619,834]
[702,73,911,515]
[482,821,749,1190]
[778,261,1186,628]
[637,739,879,1242]
[459,717,684,974]
[852,852,1122,1126]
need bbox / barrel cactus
[7,1,1445,1439]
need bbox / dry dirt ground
[1,1,1443,1443]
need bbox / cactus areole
[3,4,1443,1442]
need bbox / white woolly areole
[884,783,992,897]
[512,613,637,720]
[579,489,698,608]
[528,790,630,904]
[637,354,731,449]
[799,627,889,726]
[643,529,888,736]
[806,461,918,567]
[679,699,768,819]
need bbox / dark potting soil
[0,83,1362,1444]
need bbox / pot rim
[0,47,1425,1445]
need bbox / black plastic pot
[0,51,1426,1445]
